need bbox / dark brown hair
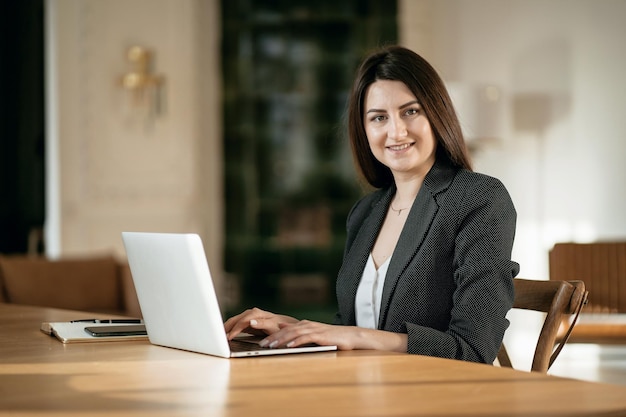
[348,45,472,188]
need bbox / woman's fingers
[260,320,341,349]
[223,311,247,333]
[224,308,296,340]
[224,308,267,339]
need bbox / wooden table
[3,303,626,416]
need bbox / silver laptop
[121,232,337,358]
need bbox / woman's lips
[387,142,414,151]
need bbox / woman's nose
[388,117,408,139]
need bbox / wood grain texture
[2,303,626,416]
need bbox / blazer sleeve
[405,173,518,363]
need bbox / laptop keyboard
[229,337,272,352]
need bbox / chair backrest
[550,242,626,313]
[0,255,142,317]
[498,278,588,373]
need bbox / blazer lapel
[338,187,394,325]
[377,161,456,329]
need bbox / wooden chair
[550,242,626,344]
[497,278,588,373]
[0,255,142,318]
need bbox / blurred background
[1,0,625,327]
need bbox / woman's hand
[224,307,298,340]
[226,309,408,353]
[259,320,359,350]
[259,321,408,352]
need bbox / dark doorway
[221,0,397,319]
[0,1,46,254]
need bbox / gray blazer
[334,160,519,363]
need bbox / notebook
[41,321,148,343]
[121,232,337,358]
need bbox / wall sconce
[119,46,165,122]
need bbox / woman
[225,45,519,364]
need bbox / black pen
[70,319,143,324]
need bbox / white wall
[45,0,223,289]
[400,0,626,280]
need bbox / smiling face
[363,80,437,182]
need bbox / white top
[355,254,391,329]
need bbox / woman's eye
[371,115,386,122]
[405,108,419,116]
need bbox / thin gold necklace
[390,203,410,216]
